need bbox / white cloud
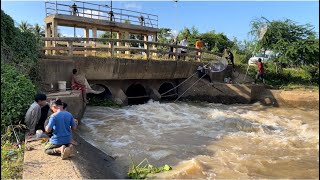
[170,29,179,37]
[122,2,142,11]
[82,10,105,19]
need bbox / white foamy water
[78,101,319,179]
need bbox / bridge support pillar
[125,32,130,55]
[52,20,58,55]
[92,27,97,56]
[45,23,52,55]
[84,27,89,57]
[116,32,122,55]
[150,88,161,101]
[151,34,157,58]
[112,87,128,106]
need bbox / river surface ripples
[78,101,319,179]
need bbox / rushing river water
[78,101,319,179]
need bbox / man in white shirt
[179,36,188,60]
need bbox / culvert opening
[87,84,112,103]
[159,82,177,100]
[126,84,149,105]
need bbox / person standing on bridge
[195,38,204,62]
[179,36,188,60]
[71,3,78,16]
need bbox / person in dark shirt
[71,3,78,16]
[225,48,235,71]
[35,103,50,132]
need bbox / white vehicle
[248,50,275,65]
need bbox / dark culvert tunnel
[87,84,112,103]
[158,82,177,101]
[126,84,149,105]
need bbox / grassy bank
[234,60,319,90]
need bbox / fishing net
[209,57,228,72]
[258,24,268,40]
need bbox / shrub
[1,63,36,132]
[1,10,41,87]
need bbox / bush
[1,10,41,87]
[1,63,36,132]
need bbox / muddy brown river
[78,101,319,179]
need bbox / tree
[33,23,45,37]
[157,28,172,44]
[250,17,319,66]
[200,31,234,52]
[19,21,32,33]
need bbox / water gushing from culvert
[78,101,319,179]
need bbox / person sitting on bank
[35,102,50,132]
[44,99,77,160]
[255,58,265,84]
[25,93,47,136]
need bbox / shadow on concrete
[72,132,125,179]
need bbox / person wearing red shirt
[255,58,265,84]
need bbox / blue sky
[1,1,319,42]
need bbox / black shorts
[257,73,264,79]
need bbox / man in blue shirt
[44,99,77,160]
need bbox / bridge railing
[42,37,223,62]
[45,1,158,28]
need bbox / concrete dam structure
[40,56,205,105]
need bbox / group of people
[168,36,204,61]
[23,68,102,160]
[25,94,78,160]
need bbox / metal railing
[42,37,223,62]
[45,1,158,28]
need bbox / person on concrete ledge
[25,93,47,136]
[44,99,77,160]
[224,48,235,71]
[71,69,89,103]
[71,69,104,98]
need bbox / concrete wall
[73,57,200,80]
[40,56,200,91]
[179,77,252,104]
[47,91,85,119]
[39,58,75,91]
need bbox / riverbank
[22,131,123,179]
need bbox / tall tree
[19,21,32,32]
[33,23,45,37]
[250,17,319,66]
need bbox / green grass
[1,125,26,180]
[88,97,121,108]
[1,143,25,179]
[128,156,172,179]
[234,59,319,90]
